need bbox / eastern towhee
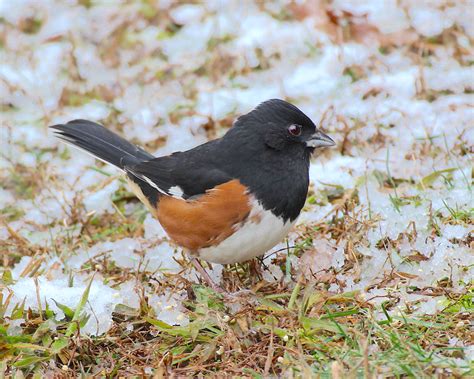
[51,99,335,288]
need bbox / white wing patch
[140,175,168,195]
[125,169,186,199]
[168,185,184,198]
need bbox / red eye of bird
[288,124,302,137]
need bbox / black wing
[125,141,232,200]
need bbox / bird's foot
[190,258,256,301]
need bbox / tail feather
[50,120,154,169]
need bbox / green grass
[1,164,471,376]
[1,3,473,377]
[1,277,472,377]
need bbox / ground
[0,0,473,377]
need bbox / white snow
[3,276,122,335]
[150,292,189,326]
[0,1,472,360]
[83,180,120,215]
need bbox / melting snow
[0,0,472,348]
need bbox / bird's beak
[306,130,335,148]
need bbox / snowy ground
[1,0,473,376]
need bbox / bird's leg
[190,257,224,294]
[190,258,256,301]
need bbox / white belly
[198,201,295,265]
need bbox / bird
[50,99,335,289]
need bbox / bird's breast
[197,199,295,264]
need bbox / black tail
[50,120,154,169]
